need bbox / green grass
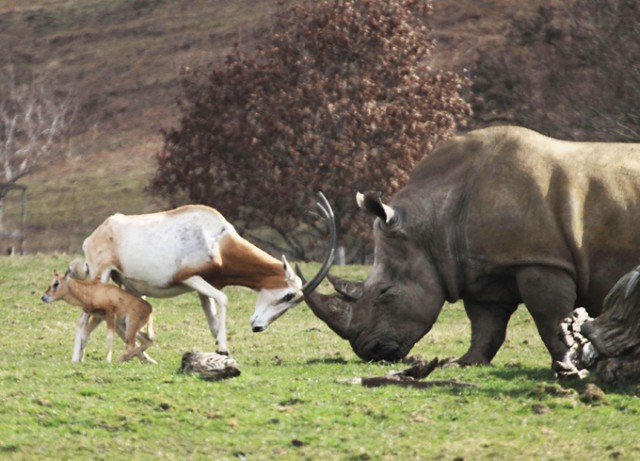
[22,163,162,254]
[1,255,640,460]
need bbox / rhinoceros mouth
[355,337,406,362]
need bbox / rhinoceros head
[301,191,447,362]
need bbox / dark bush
[152,0,471,261]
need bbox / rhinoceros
[302,125,640,370]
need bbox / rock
[180,350,240,382]
[581,383,606,403]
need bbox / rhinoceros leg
[516,266,576,366]
[458,300,518,366]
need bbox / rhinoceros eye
[379,220,405,240]
[386,215,400,227]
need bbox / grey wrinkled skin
[305,126,640,371]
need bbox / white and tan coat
[72,199,335,362]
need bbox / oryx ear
[281,255,300,287]
[356,191,396,223]
[67,258,87,279]
[64,267,72,280]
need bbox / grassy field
[1,255,640,460]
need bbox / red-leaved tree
[152,0,471,261]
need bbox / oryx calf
[41,269,154,363]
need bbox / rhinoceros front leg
[457,299,518,366]
[516,266,576,367]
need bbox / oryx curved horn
[300,192,337,295]
[295,264,353,339]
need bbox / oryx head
[250,192,336,332]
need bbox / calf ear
[356,191,395,223]
[64,267,72,280]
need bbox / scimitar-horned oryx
[70,193,335,362]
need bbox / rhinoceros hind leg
[457,299,518,366]
[516,266,576,367]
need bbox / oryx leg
[72,312,89,362]
[197,294,220,335]
[132,295,155,341]
[105,316,116,363]
[142,309,155,341]
[72,313,102,362]
[182,275,229,355]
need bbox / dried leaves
[152,0,471,258]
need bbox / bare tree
[0,68,74,198]
[0,67,74,232]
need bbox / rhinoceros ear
[356,191,396,224]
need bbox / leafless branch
[0,66,75,194]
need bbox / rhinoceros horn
[295,265,353,339]
[327,274,363,302]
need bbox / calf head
[302,192,446,361]
[41,269,71,303]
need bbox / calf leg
[119,342,151,362]
[182,276,229,354]
[457,300,518,366]
[114,319,156,364]
[123,311,153,362]
[119,330,153,362]
[118,331,152,362]
[516,266,576,368]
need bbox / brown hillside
[0,0,276,253]
[0,0,547,254]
